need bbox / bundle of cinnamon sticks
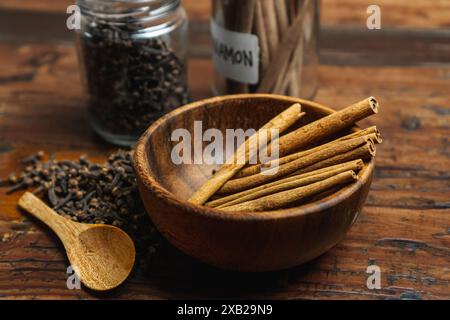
[214,0,314,95]
[188,97,381,212]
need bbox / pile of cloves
[2,150,162,271]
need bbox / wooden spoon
[18,192,135,291]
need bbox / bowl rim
[134,93,374,221]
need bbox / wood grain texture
[321,0,450,29]
[0,1,449,299]
[1,0,450,29]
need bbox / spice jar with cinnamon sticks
[210,0,319,98]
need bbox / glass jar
[76,0,189,146]
[211,0,319,99]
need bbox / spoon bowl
[68,225,136,291]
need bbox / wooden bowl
[134,94,374,272]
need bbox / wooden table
[0,1,449,300]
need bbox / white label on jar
[210,20,260,85]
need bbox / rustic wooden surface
[1,0,450,28]
[0,1,449,300]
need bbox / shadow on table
[130,239,321,299]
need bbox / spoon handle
[18,192,80,241]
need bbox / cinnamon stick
[254,1,270,73]
[239,98,377,167]
[284,41,304,96]
[222,170,359,212]
[238,0,256,33]
[275,0,289,34]
[261,0,279,60]
[222,0,256,93]
[334,126,381,144]
[283,31,304,95]
[234,126,381,178]
[217,136,374,195]
[274,132,380,163]
[272,0,292,94]
[188,103,304,205]
[212,160,364,208]
[293,141,376,176]
[283,0,311,95]
[275,97,379,157]
[207,159,363,207]
[257,2,306,93]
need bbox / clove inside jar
[76,0,189,146]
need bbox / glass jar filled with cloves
[211,0,319,99]
[76,0,190,146]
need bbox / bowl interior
[142,95,356,202]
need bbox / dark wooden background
[0,0,449,299]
